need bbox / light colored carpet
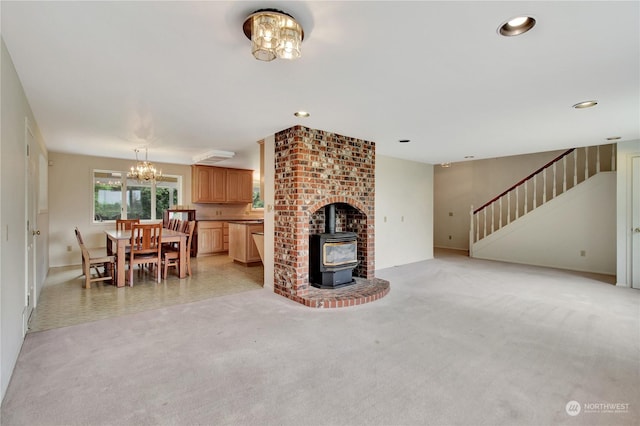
[2,251,638,426]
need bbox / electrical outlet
[449,235,452,240]
[580,250,586,257]
[449,212,453,216]
[384,216,387,223]
[67,245,72,252]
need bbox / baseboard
[433,245,468,252]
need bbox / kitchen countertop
[197,218,263,222]
[227,220,264,225]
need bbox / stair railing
[469,144,616,251]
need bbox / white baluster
[469,205,474,246]
[543,168,547,203]
[553,162,557,198]
[596,145,601,173]
[533,174,537,209]
[563,156,567,192]
[507,192,511,225]
[499,197,503,229]
[483,208,487,238]
[491,202,495,233]
[574,149,578,186]
[515,186,519,219]
[524,180,528,214]
[585,146,589,180]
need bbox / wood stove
[309,204,358,289]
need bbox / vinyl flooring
[28,254,264,333]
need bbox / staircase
[469,144,616,256]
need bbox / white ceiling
[2,1,639,171]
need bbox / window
[93,170,181,222]
[252,178,264,209]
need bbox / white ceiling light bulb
[508,16,529,27]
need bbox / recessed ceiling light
[398,139,411,143]
[498,16,536,36]
[572,100,598,109]
[464,155,475,159]
[294,111,310,117]
[606,136,621,141]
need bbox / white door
[632,156,640,289]
[24,122,38,333]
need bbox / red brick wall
[274,126,375,303]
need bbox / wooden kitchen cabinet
[228,221,264,265]
[191,165,253,204]
[192,166,226,203]
[197,221,228,256]
[226,169,254,203]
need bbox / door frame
[24,118,37,333]
[631,156,640,289]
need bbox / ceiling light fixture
[606,136,621,141]
[498,16,536,36]
[464,155,475,159]
[294,111,310,118]
[399,139,411,143]
[243,9,304,61]
[573,100,598,109]
[128,148,162,182]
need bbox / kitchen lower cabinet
[197,221,228,256]
[228,221,264,265]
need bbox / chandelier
[128,148,162,182]
[242,9,304,61]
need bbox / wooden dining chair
[163,220,196,279]
[116,218,140,232]
[128,223,162,285]
[74,227,115,289]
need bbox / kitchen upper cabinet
[226,169,253,203]
[192,165,252,204]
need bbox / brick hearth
[273,125,390,308]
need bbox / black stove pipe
[325,204,336,234]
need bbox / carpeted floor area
[2,251,638,426]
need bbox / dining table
[105,228,188,287]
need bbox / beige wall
[48,153,188,266]
[49,152,263,267]
[1,39,48,400]
[473,172,616,274]
[434,149,564,250]
[375,156,434,269]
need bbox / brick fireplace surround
[274,126,390,308]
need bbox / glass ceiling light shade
[128,148,162,182]
[243,9,304,61]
